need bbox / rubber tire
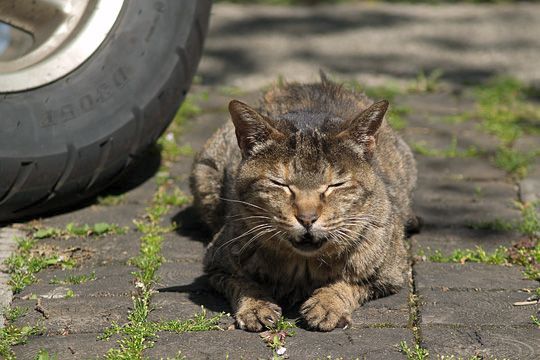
[0,0,211,222]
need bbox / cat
[190,73,417,332]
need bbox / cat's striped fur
[190,74,417,331]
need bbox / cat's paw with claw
[300,290,352,332]
[235,298,282,332]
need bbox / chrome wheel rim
[0,0,124,92]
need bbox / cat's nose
[296,212,319,229]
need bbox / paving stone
[403,123,500,157]
[413,198,520,228]
[17,265,137,299]
[155,262,206,291]
[412,226,522,256]
[176,112,228,155]
[422,325,540,360]
[419,289,537,327]
[148,291,232,326]
[144,330,269,359]
[414,178,517,205]
[11,296,131,335]
[286,327,413,359]
[41,202,145,230]
[159,232,206,263]
[519,178,540,204]
[353,289,410,328]
[399,92,475,118]
[416,157,507,181]
[13,333,114,360]
[39,233,140,266]
[414,262,537,291]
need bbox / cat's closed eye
[324,181,347,195]
[269,178,290,188]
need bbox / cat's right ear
[229,100,284,158]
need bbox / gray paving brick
[412,226,522,257]
[155,262,206,291]
[416,157,507,182]
[39,234,140,266]
[16,265,137,299]
[422,325,540,360]
[160,232,206,263]
[353,289,410,328]
[419,289,537,326]
[11,296,131,335]
[414,262,537,291]
[13,333,115,360]
[286,327,413,359]
[148,292,232,326]
[144,330,269,359]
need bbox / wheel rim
[0,0,124,92]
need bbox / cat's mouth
[289,233,327,253]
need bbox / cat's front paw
[235,298,282,332]
[300,289,352,332]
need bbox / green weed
[410,69,444,93]
[493,147,539,178]
[466,218,514,232]
[0,325,43,360]
[433,203,539,280]
[474,76,540,145]
[260,317,296,360]
[412,136,479,158]
[49,271,96,285]
[219,85,245,97]
[34,349,57,360]
[4,237,76,293]
[3,306,28,323]
[399,340,429,360]
[531,315,540,328]
[387,106,410,130]
[153,186,191,208]
[33,223,126,239]
[102,307,225,359]
[97,194,125,206]
[154,308,225,333]
[428,246,508,265]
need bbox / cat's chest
[241,250,343,302]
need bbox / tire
[0,0,212,222]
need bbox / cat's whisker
[230,215,272,223]
[238,227,275,255]
[219,197,270,213]
[216,223,272,252]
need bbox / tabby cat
[190,74,417,332]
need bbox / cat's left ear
[229,100,284,158]
[338,100,389,156]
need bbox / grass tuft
[412,136,479,158]
[97,194,126,206]
[4,237,76,293]
[259,317,296,360]
[33,222,126,239]
[399,340,429,360]
[432,203,539,281]
[49,271,96,285]
[0,325,43,360]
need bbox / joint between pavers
[406,237,424,347]
[0,227,26,328]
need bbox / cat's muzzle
[290,232,327,252]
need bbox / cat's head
[229,99,388,256]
